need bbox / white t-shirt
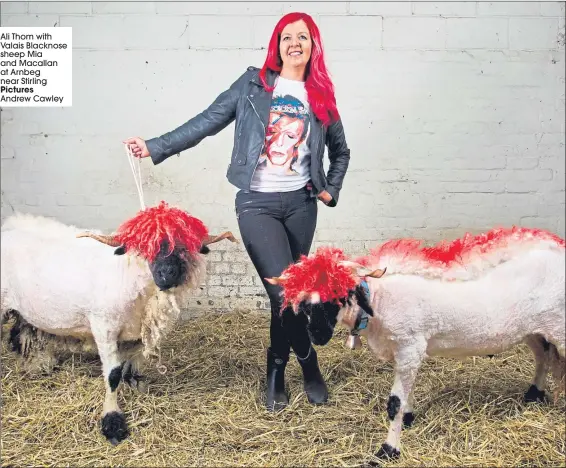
[250,76,312,192]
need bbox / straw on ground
[2,310,564,467]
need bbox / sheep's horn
[366,267,387,278]
[76,232,121,247]
[203,231,239,246]
[265,276,282,285]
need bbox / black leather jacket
[146,66,350,207]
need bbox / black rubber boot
[266,348,289,412]
[297,347,328,405]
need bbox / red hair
[259,12,339,127]
[366,226,565,270]
[278,246,357,309]
[115,201,209,262]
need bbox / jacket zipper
[247,95,267,188]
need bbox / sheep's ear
[114,246,126,256]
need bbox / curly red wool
[114,201,209,262]
[367,226,565,269]
[279,246,357,308]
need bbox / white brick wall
[1,1,564,312]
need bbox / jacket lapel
[248,69,276,128]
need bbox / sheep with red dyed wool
[1,201,237,445]
[268,227,565,463]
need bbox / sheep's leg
[92,331,129,445]
[373,342,425,463]
[122,351,148,394]
[402,392,416,428]
[524,334,549,403]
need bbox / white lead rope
[124,143,146,210]
[124,143,169,373]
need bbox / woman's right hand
[123,137,150,159]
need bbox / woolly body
[1,212,203,350]
[275,227,566,462]
[359,245,565,361]
[1,212,207,445]
[353,231,566,460]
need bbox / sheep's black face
[114,240,207,291]
[301,301,341,346]
[302,285,374,345]
[150,244,189,291]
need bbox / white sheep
[1,208,236,444]
[267,227,565,463]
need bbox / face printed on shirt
[260,94,310,174]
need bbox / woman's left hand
[317,190,333,205]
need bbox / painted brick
[506,157,539,169]
[213,263,230,274]
[221,275,241,286]
[506,180,555,193]
[282,2,348,15]
[122,16,190,49]
[0,13,59,26]
[412,2,477,17]
[207,251,222,262]
[509,18,561,50]
[1,147,15,159]
[349,2,412,16]
[540,2,566,17]
[1,2,28,14]
[1,110,14,122]
[319,15,382,50]
[446,18,508,49]
[155,2,283,15]
[189,15,253,48]
[239,286,266,296]
[29,1,90,14]
[477,2,541,16]
[1,1,564,303]
[207,276,222,286]
[539,156,564,170]
[237,276,254,286]
[223,251,249,263]
[59,15,124,48]
[252,15,282,49]
[231,263,247,274]
[207,286,236,297]
[410,155,507,170]
[383,17,446,49]
[92,2,156,14]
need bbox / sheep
[1,202,237,445]
[267,226,565,463]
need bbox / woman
[124,12,351,412]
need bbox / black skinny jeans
[235,186,317,360]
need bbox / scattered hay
[2,310,565,467]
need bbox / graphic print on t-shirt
[250,76,312,192]
[260,94,310,175]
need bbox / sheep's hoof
[524,384,548,404]
[125,374,148,394]
[134,378,149,394]
[101,411,129,445]
[402,412,415,428]
[375,443,400,460]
